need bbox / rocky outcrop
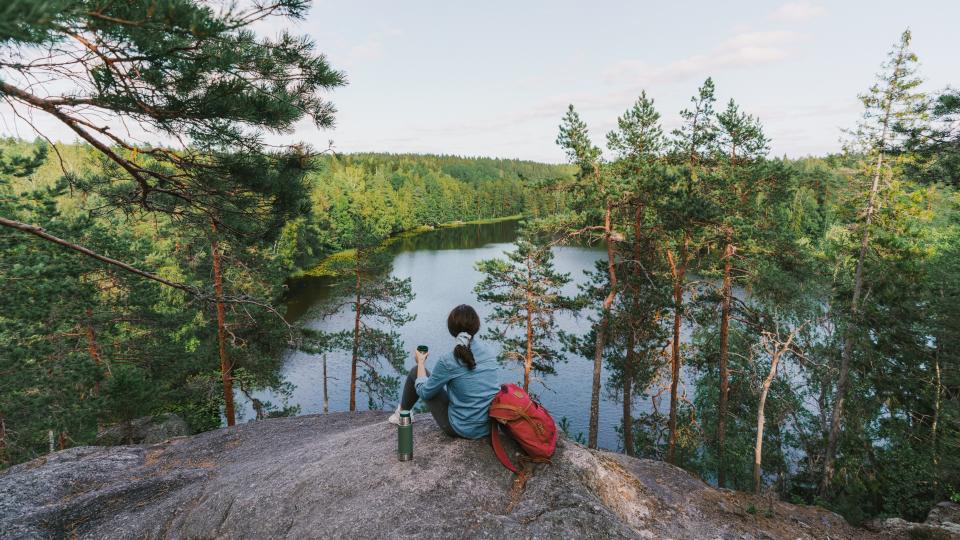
[866,502,960,539]
[94,413,191,446]
[928,502,960,530]
[1,412,875,539]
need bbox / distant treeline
[279,152,573,269]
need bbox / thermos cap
[400,410,411,417]
[417,345,428,352]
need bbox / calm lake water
[238,219,696,450]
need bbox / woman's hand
[415,349,429,379]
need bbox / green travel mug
[397,410,413,461]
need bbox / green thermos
[397,410,412,461]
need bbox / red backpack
[488,383,558,473]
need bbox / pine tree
[304,219,415,411]
[556,105,624,449]
[711,98,770,486]
[474,237,575,392]
[715,99,769,166]
[659,78,720,464]
[672,77,719,166]
[606,91,668,456]
[821,29,926,495]
[1,0,346,429]
[607,91,665,165]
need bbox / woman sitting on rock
[388,304,499,438]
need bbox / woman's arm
[416,349,428,379]
[415,353,453,400]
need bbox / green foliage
[671,77,719,165]
[284,153,573,272]
[556,105,602,175]
[903,89,960,186]
[300,219,416,409]
[547,33,959,523]
[0,164,292,463]
[474,234,576,389]
[558,416,586,445]
[1,0,343,464]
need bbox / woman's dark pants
[400,366,459,437]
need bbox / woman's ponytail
[454,342,476,371]
[447,305,481,371]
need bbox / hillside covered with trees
[1,0,957,531]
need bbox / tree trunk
[589,315,608,449]
[821,54,898,495]
[0,414,6,464]
[588,203,618,449]
[84,308,108,432]
[211,220,235,427]
[756,329,799,494]
[349,255,362,412]
[84,308,105,382]
[624,330,636,457]
[323,354,329,414]
[822,149,886,494]
[666,236,689,465]
[755,349,782,494]
[932,352,942,488]
[525,294,533,392]
[932,287,945,487]
[623,203,644,457]
[717,239,734,487]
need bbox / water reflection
[248,219,695,451]
[284,220,522,322]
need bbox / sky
[3,0,959,163]
[279,0,958,162]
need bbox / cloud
[345,41,384,64]
[770,2,825,22]
[604,30,798,86]
[403,29,805,149]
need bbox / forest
[1,0,957,529]
[0,141,570,459]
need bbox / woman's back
[415,337,499,439]
[404,304,499,439]
[443,338,499,438]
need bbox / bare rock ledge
[1,412,880,539]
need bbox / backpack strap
[489,419,518,473]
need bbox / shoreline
[296,214,524,278]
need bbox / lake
[239,218,696,450]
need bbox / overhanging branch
[1,215,199,294]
